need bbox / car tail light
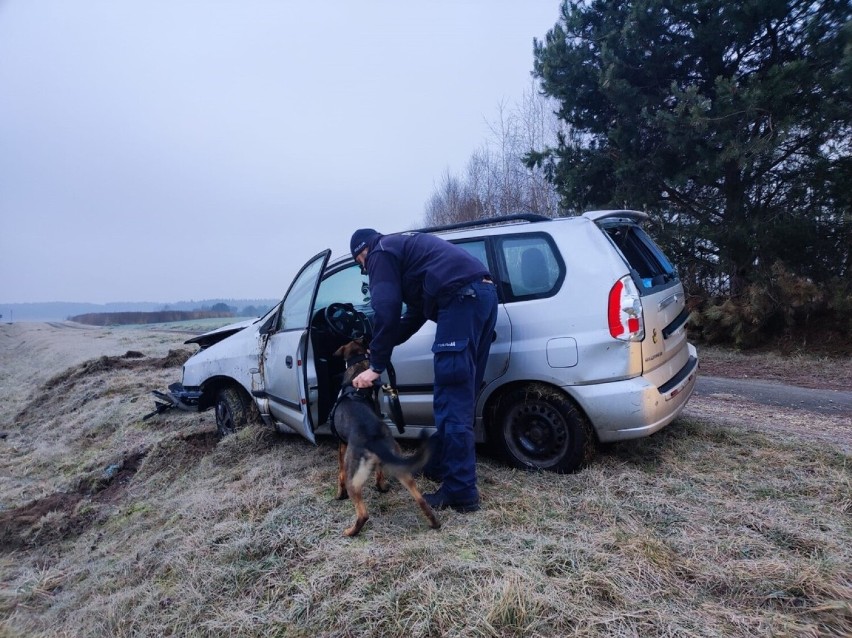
[608,276,644,341]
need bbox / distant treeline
[0,299,277,322]
[69,310,235,326]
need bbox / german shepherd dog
[331,339,441,537]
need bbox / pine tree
[529,0,851,295]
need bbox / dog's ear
[333,344,347,357]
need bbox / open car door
[257,250,331,444]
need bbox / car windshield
[314,263,372,312]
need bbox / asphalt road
[696,376,852,416]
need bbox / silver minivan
[157,211,698,472]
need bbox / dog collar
[344,353,370,369]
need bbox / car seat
[520,247,550,294]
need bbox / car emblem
[652,328,658,344]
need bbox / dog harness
[328,358,405,442]
[328,385,378,443]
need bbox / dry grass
[698,345,852,392]
[1,324,850,637]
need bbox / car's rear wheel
[215,386,249,437]
[492,384,595,473]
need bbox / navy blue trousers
[430,280,498,500]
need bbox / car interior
[309,302,373,426]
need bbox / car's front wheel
[491,384,595,473]
[215,386,249,438]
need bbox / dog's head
[333,338,370,384]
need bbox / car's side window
[278,256,325,331]
[453,239,489,270]
[498,234,563,301]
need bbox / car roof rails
[411,213,552,234]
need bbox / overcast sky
[0,1,561,304]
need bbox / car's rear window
[604,225,677,291]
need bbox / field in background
[67,310,238,326]
[0,323,849,637]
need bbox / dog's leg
[343,457,373,537]
[343,483,370,537]
[397,473,441,530]
[375,465,390,493]
[375,441,402,493]
[336,442,348,500]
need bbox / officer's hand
[352,368,381,389]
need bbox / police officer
[349,228,498,512]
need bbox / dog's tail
[367,433,437,475]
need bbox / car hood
[184,318,258,349]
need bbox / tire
[215,386,249,438]
[491,384,595,473]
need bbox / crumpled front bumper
[148,382,202,418]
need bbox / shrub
[688,262,848,350]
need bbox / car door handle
[285,355,293,368]
[659,292,682,310]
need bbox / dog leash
[383,361,406,435]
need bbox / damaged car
[152,211,698,473]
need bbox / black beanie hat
[350,228,379,258]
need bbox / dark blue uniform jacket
[363,232,490,373]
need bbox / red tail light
[608,276,644,341]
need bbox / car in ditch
[153,211,698,473]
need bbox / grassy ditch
[0,327,849,637]
[2,419,849,637]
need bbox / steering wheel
[324,303,370,340]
